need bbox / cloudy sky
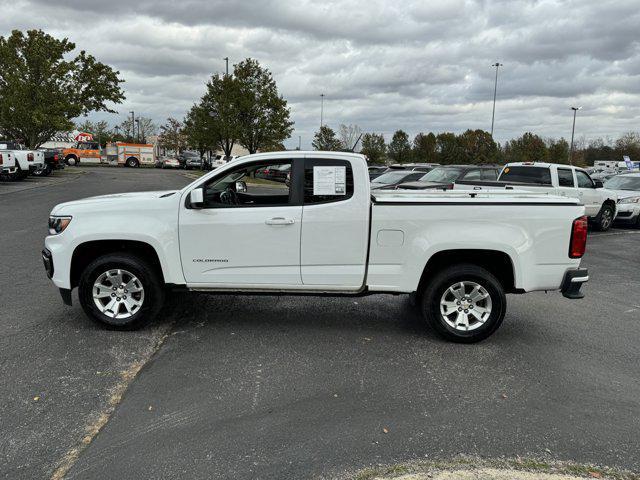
[2,0,640,148]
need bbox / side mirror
[593,180,603,188]
[190,187,204,207]
[236,181,247,193]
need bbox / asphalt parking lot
[1,168,639,480]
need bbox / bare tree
[338,124,362,151]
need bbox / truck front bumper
[560,268,588,299]
[42,248,72,305]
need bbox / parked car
[454,162,618,231]
[0,140,45,179]
[43,151,589,343]
[177,151,200,169]
[393,165,501,191]
[185,156,204,170]
[160,158,181,169]
[368,165,388,181]
[387,163,439,172]
[34,148,65,176]
[604,173,640,227]
[370,170,425,190]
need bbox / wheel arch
[417,249,517,295]
[70,240,165,289]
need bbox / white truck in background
[0,140,45,179]
[0,149,17,178]
[43,152,589,343]
[454,162,618,231]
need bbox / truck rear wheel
[78,253,164,329]
[126,157,139,168]
[420,264,506,343]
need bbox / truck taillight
[54,154,59,161]
[27,153,34,161]
[569,216,588,258]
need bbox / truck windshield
[498,166,552,185]
[604,175,640,191]
[419,167,463,183]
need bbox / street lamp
[129,111,134,141]
[224,57,229,76]
[569,106,582,165]
[135,118,140,143]
[490,62,503,137]
[320,93,325,129]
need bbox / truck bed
[371,189,579,205]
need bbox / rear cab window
[499,166,552,185]
[304,159,354,204]
[557,168,575,187]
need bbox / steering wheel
[220,188,238,205]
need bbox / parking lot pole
[490,62,502,137]
[569,106,582,165]
[320,93,325,129]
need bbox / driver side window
[576,171,594,188]
[202,161,293,208]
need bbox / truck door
[556,167,576,199]
[179,158,303,286]
[300,158,369,288]
[575,170,601,216]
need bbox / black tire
[66,156,78,166]
[126,157,139,168]
[78,253,165,329]
[15,163,29,180]
[594,204,614,231]
[420,263,506,343]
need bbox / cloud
[2,0,640,148]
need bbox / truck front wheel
[420,264,506,343]
[594,204,614,231]
[78,253,165,329]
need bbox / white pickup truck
[43,152,589,343]
[0,140,45,179]
[0,149,17,178]
[455,162,618,231]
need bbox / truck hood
[51,190,178,215]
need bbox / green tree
[503,132,547,163]
[0,29,124,148]
[546,138,570,164]
[435,132,460,165]
[201,73,242,157]
[158,117,186,154]
[183,103,218,158]
[233,58,293,154]
[457,129,499,164]
[387,130,411,163]
[361,133,386,164]
[312,125,342,151]
[412,132,437,163]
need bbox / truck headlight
[618,196,640,204]
[48,215,72,235]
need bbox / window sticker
[313,166,346,195]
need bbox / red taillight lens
[569,216,588,258]
[0,153,3,165]
[27,153,34,161]
[54,154,59,160]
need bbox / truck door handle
[265,217,295,225]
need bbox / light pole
[569,106,582,165]
[224,57,229,76]
[298,135,301,150]
[320,93,325,129]
[135,118,140,143]
[490,62,503,137]
[129,111,134,141]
